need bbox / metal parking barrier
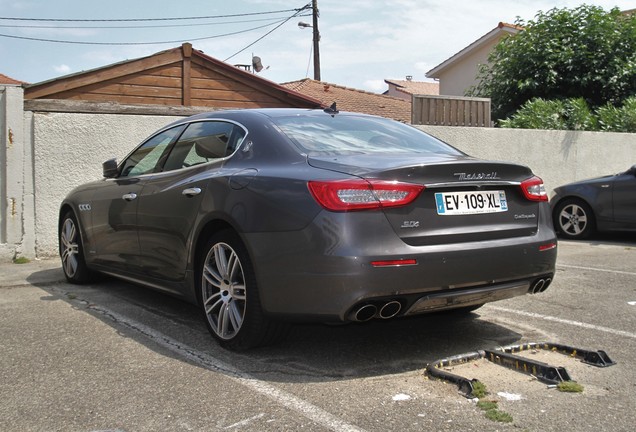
[426,341,616,398]
[499,342,616,367]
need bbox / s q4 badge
[400,221,420,229]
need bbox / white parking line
[224,413,265,429]
[558,263,636,277]
[488,306,636,340]
[84,301,367,432]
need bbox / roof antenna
[324,102,339,116]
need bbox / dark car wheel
[554,199,596,240]
[59,211,92,283]
[198,230,288,350]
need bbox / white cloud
[363,79,386,92]
[53,64,71,74]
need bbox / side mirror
[103,158,119,178]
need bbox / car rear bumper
[245,209,557,322]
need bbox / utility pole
[312,0,321,81]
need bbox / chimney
[406,75,413,81]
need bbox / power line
[0,15,310,30]
[0,7,308,22]
[224,6,309,62]
[0,20,287,46]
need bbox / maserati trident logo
[454,171,500,181]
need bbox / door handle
[122,193,137,201]
[182,187,202,197]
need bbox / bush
[564,98,598,131]
[499,98,566,129]
[597,96,636,132]
[500,96,636,132]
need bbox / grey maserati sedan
[59,108,557,349]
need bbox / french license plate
[435,190,508,215]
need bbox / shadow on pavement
[26,266,523,384]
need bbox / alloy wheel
[201,242,247,340]
[60,217,80,278]
[558,203,588,236]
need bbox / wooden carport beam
[182,43,192,106]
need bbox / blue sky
[0,0,634,92]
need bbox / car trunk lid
[308,154,542,245]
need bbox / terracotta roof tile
[280,79,411,122]
[384,79,439,96]
[498,22,524,31]
[0,73,25,85]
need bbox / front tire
[198,230,288,350]
[59,210,92,283]
[554,199,595,240]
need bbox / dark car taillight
[520,176,548,202]
[308,179,424,212]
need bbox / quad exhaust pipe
[351,277,552,321]
[530,277,552,294]
[352,304,377,322]
[378,301,402,319]
[350,300,402,322]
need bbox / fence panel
[412,95,491,127]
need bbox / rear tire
[198,230,288,350]
[554,199,595,240]
[59,210,93,284]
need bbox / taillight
[308,179,424,211]
[520,176,548,202]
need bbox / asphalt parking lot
[1,234,635,432]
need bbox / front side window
[162,121,246,171]
[119,125,185,177]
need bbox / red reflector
[539,243,557,251]
[371,259,417,267]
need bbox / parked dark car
[59,108,557,349]
[551,165,636,240]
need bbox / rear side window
[273,115,462,156]
[162,121,247,171]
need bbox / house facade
[426,22,521,96]
[24,43,322,110]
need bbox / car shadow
[28,269,523,384]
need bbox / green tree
[471,5,636,122]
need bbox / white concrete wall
[417,126,636,193]
[0,86,33,261]
[32,112,179,258]
[2,103,636,261]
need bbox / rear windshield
[272,114,463,156]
